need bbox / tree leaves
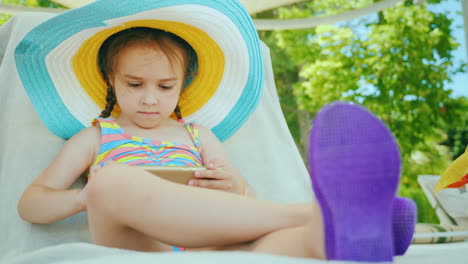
[257,0,466,189]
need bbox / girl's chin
[116,114,173,128]
[135,118,170,129]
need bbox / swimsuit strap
[177,118,201,151]
[184,122,201,152]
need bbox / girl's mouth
[138,111,159,115]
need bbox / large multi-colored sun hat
[15,0,264,142]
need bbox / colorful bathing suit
[92,118,203,168]
[172,246,185,252]
[92,117,204,252]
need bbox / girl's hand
[76,165,102,211]
[188,161,244,195]
[76,184,89,211]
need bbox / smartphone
[141,166,207,184]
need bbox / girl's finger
[189,179,231,190]
[205,159,224,170]
[195,169,228,180]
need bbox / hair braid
[99,85,117,118]
[174,105,182,120]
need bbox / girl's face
[111,43,184,129]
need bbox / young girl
[14,1,415,261]
[16,26,322,257]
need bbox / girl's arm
[195,125,256,197]
[17,126,100,224]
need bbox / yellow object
[435,145,468,191]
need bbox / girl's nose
[141,90,159,105]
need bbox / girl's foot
[308,101,400,262]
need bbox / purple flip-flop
[308,102,401,262]
[393,197,417,256]
[311,195,417,258]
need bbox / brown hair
[97,27,197,119]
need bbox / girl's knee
[86,164,164,213]
[86,163,130,211]
[295,203,316,226]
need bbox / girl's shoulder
[61,125,101,163]
[192,123,208,133]
[81,125,101,136]
[70,125,101,146]
[192,124,219,144]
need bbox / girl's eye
[128,82,141,87]
[160,85,174,89]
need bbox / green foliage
[36,0,62,7]
[444,127,468,159]
[257,0,467,222]
[0,13,12,25]
[0,0,63,26]
[441,97,468,159]
[0,0,60,7]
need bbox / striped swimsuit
[92,118,203,167]
[92,117,203,253]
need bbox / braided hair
[97,27,197,119]
[174,105,182,120]
[99,85,117,118]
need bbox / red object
[446,173,468,188]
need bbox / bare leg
[250,202,325,258]
[86,163,314,249]
[87,208,174,252]
[213,202,325,259]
